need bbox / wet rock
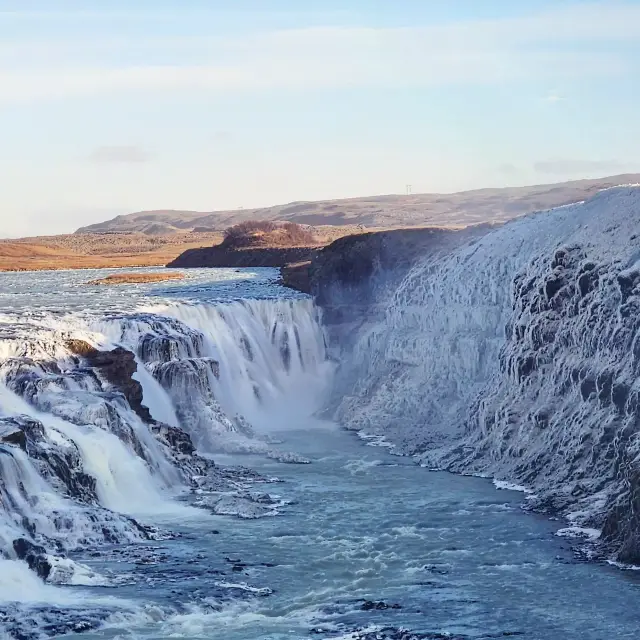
[151,423,195,455]
[359,600,403,611]
[13,538,52,580]
[0,422,27,450]
[0,416,45,451]
[65,339,152,423]
[0,606,107,640]
[197,493,281,519]
[423,564,449,575]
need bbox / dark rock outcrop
[280,260,312,294]
[0,421,27,450]
[304,226,493,337]
[151,423,196,456]
[167,246,318,269]
[65,340,152,423]
[0,414,98,504]
[359,600,402,611]
[13,538,52,580]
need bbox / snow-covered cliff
[328,186,640,563]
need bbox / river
[1,266,640,639]
[63,426,640,640]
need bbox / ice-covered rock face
[443,243,640,563]
[330,186,640,562]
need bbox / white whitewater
[0,294,333,610]
[159,299,333,431]
[0,385,183,523]
[132,364,181,428]
[97,298,334,452]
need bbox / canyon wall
[312,187,640,564]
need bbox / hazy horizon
[2,0,640,236]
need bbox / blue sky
[1,1,639,236]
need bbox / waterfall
[0,296,332,593]
[98,299,333,451]
[158,299,332,431]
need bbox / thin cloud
[543,92,564,103]
[88,145,150,164]
[534,159,626,175]
[0,3,638,104]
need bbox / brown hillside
[75,175,640,235]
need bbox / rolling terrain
[0,226,361,272]
[0,232,223,272]
[76,174,640,235]
[3,174,639,272]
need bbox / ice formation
[331,187,640,562]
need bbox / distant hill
[75,174,640,235]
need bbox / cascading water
[0,272,333,633]
[144,299,332,432]
[85,298,333,458]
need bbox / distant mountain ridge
[75,174,640,235]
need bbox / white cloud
[0,3,637,104]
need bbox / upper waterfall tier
[0,287,331,596]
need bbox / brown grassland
[0,232,223,272]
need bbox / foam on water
[0,559,85,605]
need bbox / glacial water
[1,257,640,639]
[58,428,640,640]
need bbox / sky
[1,0,640,237]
